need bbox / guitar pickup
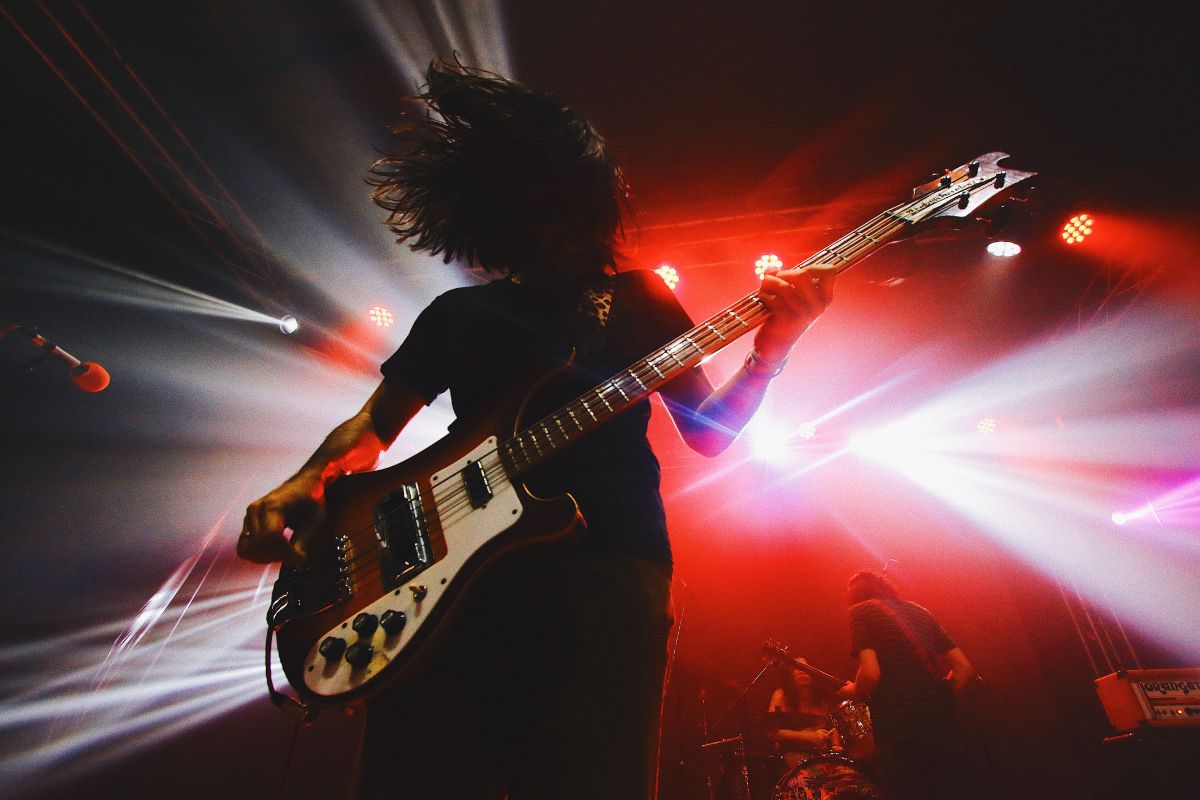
[462,460,493,509]
[373,483,432,589]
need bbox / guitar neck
[780,654,848,687]
[763,643,849,687]
[498,205,912,477]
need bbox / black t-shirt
[848,598,959,747]
[381,269,696,566]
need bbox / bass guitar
[265,152,1035,711]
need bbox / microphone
[3,325,110,392]
[43,338,111,392]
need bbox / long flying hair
[368,60,626,278]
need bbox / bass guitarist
[237,60,834,800]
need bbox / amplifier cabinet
[1095,668,1200,732]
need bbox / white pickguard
[300,437,522,698]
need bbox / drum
[770,752,883,800]
[832,700,876,761]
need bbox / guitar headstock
[762,640,790,662]
[899,152,1036,226]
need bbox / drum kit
[697,643,883,800]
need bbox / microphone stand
[709,661,774,740]
[701,662,773,800]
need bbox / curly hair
[368,60,626,277]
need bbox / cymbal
[747,710,829,730]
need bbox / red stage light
[754,253,783,278]
[654,264,679,290]
[368,306,395,327]
[1061,213,1095,245]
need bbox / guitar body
[272,376,581,706]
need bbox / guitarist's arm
[939,646,976,698]
[237,378,427,565]
[661,264,836,456]
[838,648,881,702]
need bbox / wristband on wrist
[743,348,788,379]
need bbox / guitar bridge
[274,556,351,618]
[373,482,433,590]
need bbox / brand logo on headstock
[898,173,997,223]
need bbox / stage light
[654,264,679,290]
[754,253,783,278]
[1108,501,1166,525]
[986,241,1021,257]
[977,417,997,434]
[368,306,394,327]
[278,315,299,334]
[847,425,920,463]
[745,414,798,465]
[1061,213,1095,245]
[797,421,818,440]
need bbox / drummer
[763,657,839,767]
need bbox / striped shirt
[849,598,959,747]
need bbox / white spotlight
[278,315,299,334]
[986,241,1021,257]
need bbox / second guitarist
[838,570,979,800]
[236,60,834,800]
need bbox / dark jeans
[873,738,973,800]
[356,548,674,800]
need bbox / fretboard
[499,203,913,476]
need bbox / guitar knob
[968,161,980,177]
[994,171,1007,188]
[939,173,953,189]
[319,636,347,662]
[344,641,374,669]
[380,609,407,635]
[352,612,379,638]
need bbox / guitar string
[446,209,907,486]
[325,292,762,549]
[311,329,832,592]
[405,206,907,510]
[293,210,917,597]
[403,208,909,515]
[294,218,912,600]
[307,288,770,583]
[293,212,913,598]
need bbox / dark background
[2,2,1197,798]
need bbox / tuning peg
[994,171,1007,188]
[939,172,953,189]
[968,161,981,177]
